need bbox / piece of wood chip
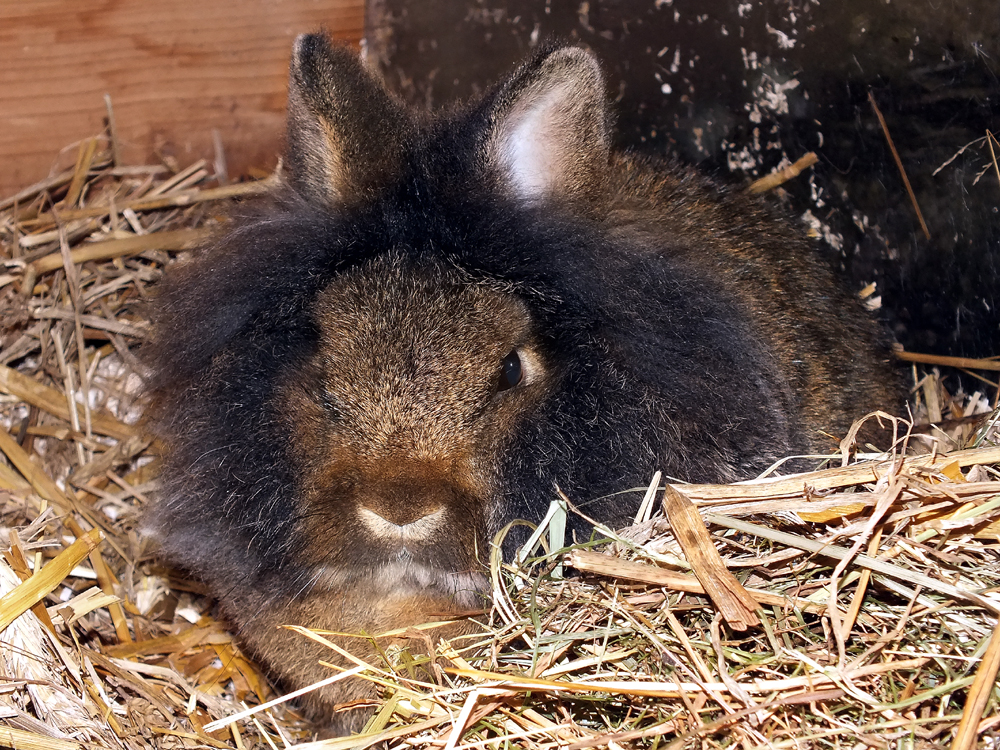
[661,485,760,630]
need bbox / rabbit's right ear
[286,34,410,206]
[485,46,610,207]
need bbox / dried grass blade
[662,485,759,629]
[448,658,927,704]
[445,687,518,750]
[0,364,135,440]
[568,550,703,592]
[0,425,71,508]
[84,649,179,718]
[445,666,688,697]
[50,327,85,468]
[19,217,104,250]
[5,534,58,633]
[747,151,818,193]
[707,514,1000,614]
[202,665,368,733]
[0,727,83,750]
[0,528,102,633]
[0,460,33,493]
[32,308,148,338]
[683,445,1000,502]
[987,128,999,191]
[103,624,230,658]
[841,527,882,636]
[37,178,276,223]
[0,168,74,211]
[949,624,1000,750]
[149,726,232,749]
[65,517,131,643]
[144,159,207,198]
[29,227,210,275]
[104,95,121,167]
[61,138,100,208]
[47,586,120,626]
[567,689,846,750]
[869,91,931,239]
[894,349,1000,372]
[293,714,452,750]
[567,549,825,613]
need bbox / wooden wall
[0,0,364,197]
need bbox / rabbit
[143,33,902,732]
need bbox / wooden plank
[0,0,364,198]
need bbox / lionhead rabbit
[145,34,900,730]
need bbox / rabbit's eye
[497,350,523,392]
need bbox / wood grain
[0,0,364,198]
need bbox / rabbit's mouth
[312,558,489,611]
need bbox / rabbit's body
[145,36,900,731]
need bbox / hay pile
[0,135,998,750]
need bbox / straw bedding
[0,135,998,749]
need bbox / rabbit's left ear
[286,34,411,206]
[485,46,611,205]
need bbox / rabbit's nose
[357,506,446,542]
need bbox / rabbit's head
[278,255,552,606]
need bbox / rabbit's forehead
[312,262,534,360]
[287,262,544,456]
